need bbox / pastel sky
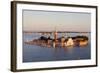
[23,10,91,32]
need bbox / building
[61,36,65,47]
[79,40,88,46]
[65,38,74,47]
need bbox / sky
[23,10,91,32]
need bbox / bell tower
[54,26,57,44]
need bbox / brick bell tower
[54,26,57,45]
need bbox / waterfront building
[61,36,65,47]
[79,40,88,46]
[53,41,56,48]
[65,38,74,47]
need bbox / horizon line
[23,31,91,33]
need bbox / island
[25,30,88,48]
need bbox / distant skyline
[23,10,91,32]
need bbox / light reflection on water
[23,32,91,62]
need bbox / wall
[0,0,99,73]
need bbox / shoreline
[23,31,91,33]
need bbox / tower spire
[53,25,58,48]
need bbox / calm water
[23,32,91,62]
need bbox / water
[23,32,91,62]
